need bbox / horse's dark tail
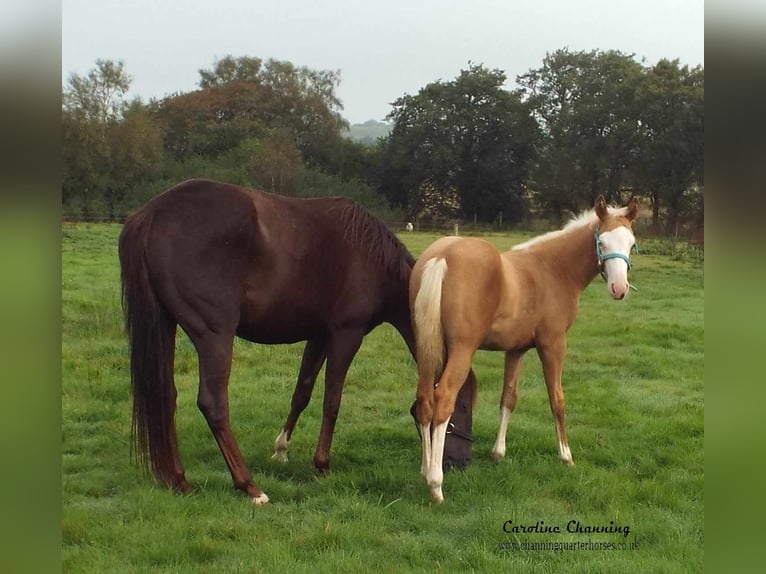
[118,210,179,487]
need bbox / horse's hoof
[173,480,194,495]
[252,492,270,506]
[316,466,331,477]
[429,489,445,504]
[490,450,505,462]
[271,451,288,463]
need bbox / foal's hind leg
[273,338,327,462]
[195,333,270,504]
[537,337,574,466]
[428,344,476,503]
[415,368,435,479]
[491,350,525,461]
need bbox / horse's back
[413,236,503,347]
[124,179,409,344]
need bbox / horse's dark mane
[338,200,415,281]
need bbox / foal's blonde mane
[512,205,631,251]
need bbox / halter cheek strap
[595,227,638,290]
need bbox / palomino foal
[410,195,639,502]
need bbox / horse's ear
[594,195,608,221]
[625,196,639,221]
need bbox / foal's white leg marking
[419,423,431,477]
[252,492,270,505]
[271,429,290,462]
[426,419,450,503]
[491,406,511,461]
[558,440,573,465]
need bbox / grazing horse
[410,195,639,502]
[119,178,476,505]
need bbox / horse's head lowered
[594,195,639,300]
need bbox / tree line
[62,50,703,233]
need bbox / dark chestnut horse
[119,178,475,505]
[411,195,639,502]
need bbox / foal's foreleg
[537,338,574,466]
[273,338,327,462]
[491,351,525,461]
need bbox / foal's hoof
[429,488,445,504]
[271,450,288,463]
[251,492,270,506]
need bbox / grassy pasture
[62,223,703,573]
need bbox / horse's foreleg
[273,338,327,462]
[492,351,525,461]
[196,334,270,505]
[428,345,476,503]
[312,329,364,473]
[537,338,574,466]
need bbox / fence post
[453,223,459,236]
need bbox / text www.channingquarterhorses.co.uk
[496,519,641,553]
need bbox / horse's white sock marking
[272,430,290,462]
[558,440,573,464]
[252,492,270,505]
[427,419,450,503]
[420,423,431,477]
[492,406,511,460]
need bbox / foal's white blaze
[491,406,511,460]
[272,429,290,462]
[426,419,450,503]
[598,226,635,299]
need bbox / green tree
[153,55,348,172]
[518,49,645,222]
[62,60,163,216]
[632,60,704,231]
[380,63,538,223]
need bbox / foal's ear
[625,196,639,221]
[594,195,608,221]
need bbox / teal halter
[595,227,638,289]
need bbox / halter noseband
[446,421,473,443]
[595,226,638,289]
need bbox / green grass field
[62,223,703,573]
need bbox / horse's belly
[236,320,321,345]
[481,317,535,351]
[236,303,324,344]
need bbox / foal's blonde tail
[413,258,448,383]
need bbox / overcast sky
[62,0,704,125]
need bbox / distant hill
[343,119,392,145]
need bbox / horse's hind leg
[537,337,574,466]
[428,344,476,503]
[194,332,270,504]
[415,367,435,478]
[492,350,525,461]
[312,328,364,473]
[273,338,327,462]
